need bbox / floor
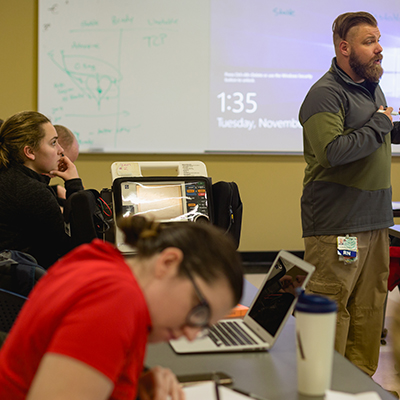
[244,274,400,397]
[374,289,400,396]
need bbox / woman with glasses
[0,215,244,400]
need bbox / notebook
[169,250,315,354]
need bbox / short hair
[332,12,377,48]
[54,125,75,149]
[0,111,50,169]
[118,216,244,305]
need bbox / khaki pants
[304,229,389,376]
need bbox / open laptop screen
[248,256,309,337]
[168,250,314,354]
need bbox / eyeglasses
[182,266,211,329]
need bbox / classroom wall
[2,0,400,252]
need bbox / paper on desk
[183,381,260,400]
[326,390,381,400]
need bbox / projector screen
[38,0,400,154]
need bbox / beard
[349,51,384,82]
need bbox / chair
[63,189,110,248]
[0,288,27,333]
[212,181,243,249]
[380,246,400,345]
[0,249,47,297]
[0,250,44,347]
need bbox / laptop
[169,250,315,354]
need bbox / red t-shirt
[0,239,151,400]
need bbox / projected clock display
[217,92,258,113]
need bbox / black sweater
[0,163,83,269]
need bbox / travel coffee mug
[295,291,337,396]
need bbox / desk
[393,202,400,219]
[145,279,396,400]
[146,318,395,400]
[390,225,400,239]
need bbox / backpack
[63,189,111,247]
[212,181,243,249]
[99,187,116,243]
[0,250,46,297]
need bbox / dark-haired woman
[0,111,83,268]
[0,216,244,400]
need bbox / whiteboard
[38,1,400,154]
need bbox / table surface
[390,225,400,239]
[146,278,396,400]
[146,317,395,400]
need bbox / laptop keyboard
[208,320,260,347]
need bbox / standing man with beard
[299,11,400,377]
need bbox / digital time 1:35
[217,92,257,113]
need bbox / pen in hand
[377,109,399,116]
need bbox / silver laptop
[169,250,315,354]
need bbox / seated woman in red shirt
[0,215,244,400]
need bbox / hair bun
[139,228,158,239]
[138,220,160,239]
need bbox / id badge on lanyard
[337,235,358,264]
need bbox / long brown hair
[0,111,51,169]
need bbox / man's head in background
[54,124,79,162]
